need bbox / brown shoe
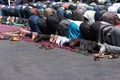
[39,44,47,49]
[45,45,55,50]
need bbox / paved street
[0,40,120,80]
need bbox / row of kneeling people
[0,1,120,26]
[19,19,120,57]
[0,1,120,19]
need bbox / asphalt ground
[0,40,120,80]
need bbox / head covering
[108,6,118,13]
[83,10,96,22]
[112,3,120,8]
[97,0,106,5]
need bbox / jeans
[104,43,120,54]
[29,15,41,35]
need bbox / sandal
[39,44,54,50]
[45,44,54,50]
[39,44,47,49]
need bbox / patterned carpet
[0,24,23,33]
[0,24,80,52]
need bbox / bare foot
[49,34,55,43]
[93,53,105,58]
[52,35,58,43]
[32,32,38,40]
[10,17,15,23]
[6,16,11,21]
[19,29,30,38]
[0,35,4,39]
[0,16,2,21]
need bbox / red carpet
[22,37,79,51]
[0,24,23,33]
[0,24,79,52]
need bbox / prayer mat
[0,24,23,33]
[0,24,80,52]
[22,36,80,52]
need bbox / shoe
[39,44,47,49]
[45,45,54,50]
[39,44,54,50]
